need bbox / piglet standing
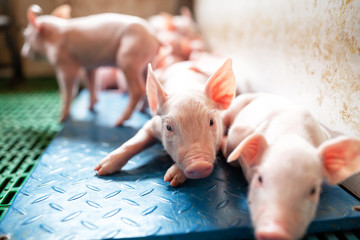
[22,4,160,125]
[221,93,360,240]
[95,59,236,186]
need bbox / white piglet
[22,4,160,125]
[95,59,236,186]
[222,93,360,240]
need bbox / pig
[95,67,127,92]
[149,7,207,71]
[21,4,160,125]
[221,93,360,240]
[95,59,236,186]
[149,7,199,40]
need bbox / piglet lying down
[222,93,360,240]
[95,59,236,186]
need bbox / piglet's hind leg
[86,69,98,111]
[115,26,159,126]
[115,68,144,126]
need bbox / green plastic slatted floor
[0,77,359,239]
[0,78,62,220]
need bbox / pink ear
[27,5,42,29]
[146,64,168,114]
[162,13,175,31]
[318,136,360,185]
[51,4,71,19]
[205,58,236,110]
[227,133,268,167]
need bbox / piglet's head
[227,134,360,240]
[22,4,71,60]
[147,59,236,179]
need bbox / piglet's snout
[184,161,213,179]
[180,144,215,179]
[255,221,292,240]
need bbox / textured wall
[195,0,360,137]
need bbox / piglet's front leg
[94,117,159,175]
[164,164,188,187]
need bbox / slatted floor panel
[0,78,61,220]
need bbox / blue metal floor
[0,91,360,240]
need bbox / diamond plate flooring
[0,90,359,240]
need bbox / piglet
[95,59,236,186]
[95,67,127,92]
[21,4,160,125]
[222,93,360,240]
[149,7,207,71]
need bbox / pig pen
[0,0,360,239]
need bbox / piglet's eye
[258,175,263,183]
[310,187,316,196]
[166,124,173,132]
[209,118,214,126]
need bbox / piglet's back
[64,14,155,68]
[233,94,329,146]
[159,61,209,95]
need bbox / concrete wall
[195,0,360,137]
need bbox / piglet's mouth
[255,222,292,240]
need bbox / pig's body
[22,6,160,125]
[222,93,360,239]
[46,14,142,67]
[95,59,236,186]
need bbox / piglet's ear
[318,136,360,185]
[146,64,168,114]
[161,13,175,31]
[204,58,236,110]
[227,133,268,168]
[27,4,42,29]
[51,4,71,19]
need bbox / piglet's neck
[38,16,67,30]
[37,17,67,64]
[38,16,66,42]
